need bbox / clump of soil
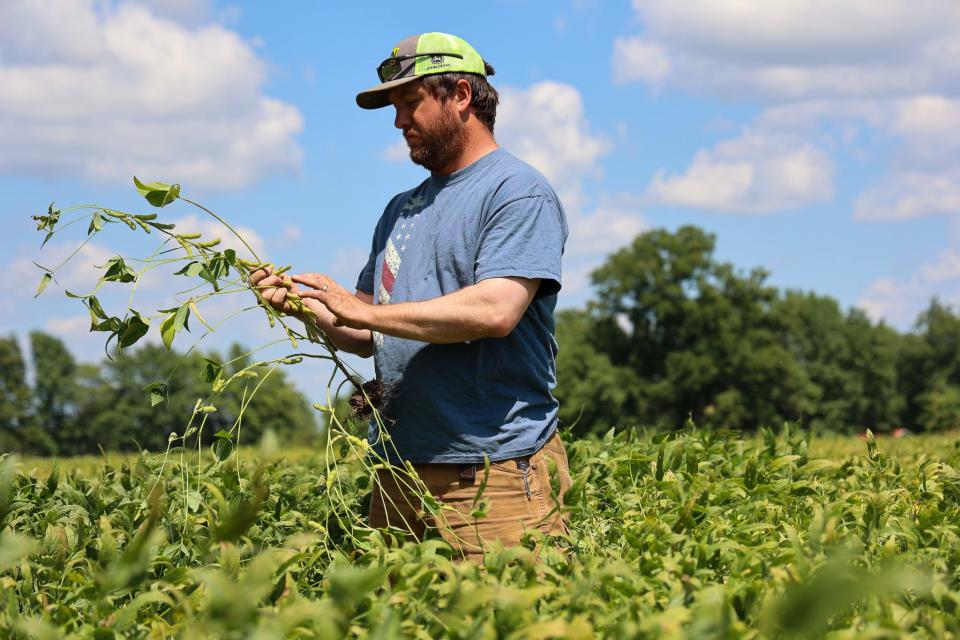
[349,380,390,418]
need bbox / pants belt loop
[459,463,477,486]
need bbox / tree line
[0,336,316,455]
[3,224,959,455]
[556,225,959,436]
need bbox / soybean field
[2,428,959,638]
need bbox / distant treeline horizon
[2,225,958,455]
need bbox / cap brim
[356,76,421,109]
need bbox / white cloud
[0,0,303,189]
[562,201,650,297]
[859,277,945,330]
[612,37,670,86]
[646,131,834,213]
[858,248,960,328]
[45,315,92,337]
[854,169,960,221]
[618,0,960,100]
[132,0,228,25]
[566,201,648,259]
[857,97,960,221]
[496,81,611,188]
[278,224,302,245]
[858,278,920,328]
[920,251,960,283]
[616,2,960,221]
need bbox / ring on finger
[321,284,329,292]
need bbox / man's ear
[454,78,473,115]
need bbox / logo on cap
[431,55,444,64]
[391,47,400,57]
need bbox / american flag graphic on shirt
[373,194,424,349]
[378,238,401,305]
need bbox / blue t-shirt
[356,149,568,464]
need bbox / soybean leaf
[0,456,16,524]
[159,304,190,350]
[86,295,108,320]
[212,438,233,462]
[35,272,51,298]
[201,359,223,384]
[133,177,181,208]
[87,211,105,235]
[85,296,113,330]
[173,261,203,278]
[213,471,268,541]
[99,256,137,283]
[144,382,167,407]
[91,317,120,333]
[198,265,220,292]
[118,311,150,349]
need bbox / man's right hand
[249,266,308,317]
[248,266,375,357]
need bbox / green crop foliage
[1,429,959,637]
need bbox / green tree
[554,309,644,436]
[0,335,57,454]
[73,343,318,453]
[29,330,78,442]
[898,300,960,432]
[0,335,30,429]
[583,226,812,431]
[772,293,902,433]
[842,310,902,432]
[0,335,32,450]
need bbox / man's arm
[293,273,539,344]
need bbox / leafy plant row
[2,428,959,638]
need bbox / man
[252,32,571,558]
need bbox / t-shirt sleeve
[474,194,567,298]
[355,236,377,295]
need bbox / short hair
[421,62,499,132]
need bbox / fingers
[251,269,340,319]
[249,267,273,285]
[256,275,282,290]
[251,268,304,315]
[269,286,287,307]
[290,273,327,290]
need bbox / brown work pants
[368,431,573,560]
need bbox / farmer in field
[251,32,571,558]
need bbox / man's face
[388,81,466,173]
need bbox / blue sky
[3,0,958,396]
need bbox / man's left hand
[292,273,375,329]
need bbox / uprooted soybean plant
[3,181,960,637]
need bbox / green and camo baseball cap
[356,32,487,109]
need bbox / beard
[405,107,467,173]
